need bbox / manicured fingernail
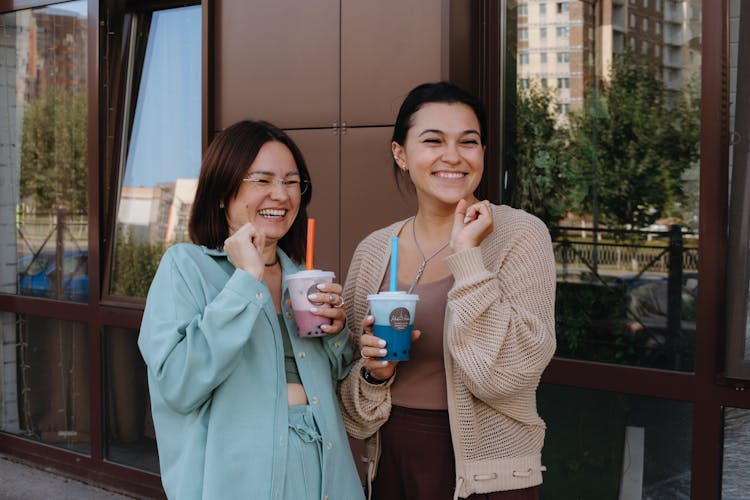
[307,293,318,300]
[367,315,374,321]
[378,349,387,356]
[310,307,319,313]
[463,215,471,223]
[377,339,386,347]
[316,283,326,290]
[380,361,388,366]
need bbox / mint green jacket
[138,243,364,500]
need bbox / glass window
[643,18,649,31]
[539,385,692,498]
[104,327,158,472]
[0,1,88,304]
[630,13,637,28]
[520,28,528,41]
[557,2,569,14]
[722,407,750,498]
[520,53,530,65]
[540,27,547,39]
[541,78,548,88]
[540,3,547,15]
[656,21,662,34]
[725,0,750,378]
[0,312,90,454]
[519,5,528,17]
[520,79,531,90]
[508,1,702,371]
[557,26,569,38]
[656,0,662,11]
[109,6,202,298]
[541,52,548,63]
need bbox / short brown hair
[188,120,312,263]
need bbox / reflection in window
[540,385,692,498]
[723,407,750,499]
[104,327,158,473]
[725,0,750,377]
[0,312,90,454]
[509,0,702,372]
[110,6,201,298]
[0,1,88,303]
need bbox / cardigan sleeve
[444,214,556,408]
[337,234,396,439]
[138,249,266,414]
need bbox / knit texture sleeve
[337,224,401,439]
[444,207,556,409]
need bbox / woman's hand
[359,315,421,382]
[306,282,346,335]
[451,198,494,253]
[224,222,265,280]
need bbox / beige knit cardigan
[339,204,557,498]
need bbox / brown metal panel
[213,0,339,130]
[286,129,341,278]
[340,0,447,127]
[340,127,416,282]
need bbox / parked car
[17,250,88,302]
[556,272,697,370]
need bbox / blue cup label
[389,307,411,331]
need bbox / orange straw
[306,218,315,270]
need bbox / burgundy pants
[372,405,539,500]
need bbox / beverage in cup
[285,269,335,338]
[367,291,419,360]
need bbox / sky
[123,6,202,188]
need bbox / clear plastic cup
[367,291,419,360]
[285,269,335,338]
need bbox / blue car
[17,250,88,302]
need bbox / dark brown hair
[188,120,312,263]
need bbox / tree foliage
[507,84,579,228]
[565,52,701,229]
[20,89,87,212]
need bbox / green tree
[506,84,579,227]
[566,52,701,230]
[110,227,164,297]
[20,89,87,212]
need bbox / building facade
[0,1,748,499]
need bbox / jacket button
[311,396,318,404]
[255,291,263,300]
[326,442,332,450]
[334,341,341,348]
[286,311,293,319]
[298,352,305,359]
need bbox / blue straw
[390,237,398,291]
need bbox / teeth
[435,171,465,179]
[258,209,286,217]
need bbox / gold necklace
[407,217,450,294]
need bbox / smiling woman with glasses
[138,120,364,500]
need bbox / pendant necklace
[407,217,450,294]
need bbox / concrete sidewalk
[0,454,134,499]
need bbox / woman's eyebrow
[417,128,480,136]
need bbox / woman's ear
[391,142,406,169]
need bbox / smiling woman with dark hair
[138,120,364,500]
[340,82,556,500]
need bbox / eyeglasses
[242,174,310,196]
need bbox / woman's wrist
[361,366,393,385]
